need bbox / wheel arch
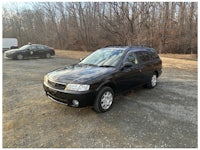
[93,85,115,113]
[96,80,116,94]
[14,53,24,60]
[154,70,159,77]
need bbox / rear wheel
[46,53,51,58]
[94,86,114,113]
[16,54,24,60]
[146,73,157,88]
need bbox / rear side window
[150,52,159,59]
[147,48,159,59]
[136,51,150,62]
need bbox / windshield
[79,48,124,67]
[19,45,30,50]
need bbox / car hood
[5,49,20,53]
[47,64,115,84]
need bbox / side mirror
[80,58,83,62]
[124,62,133,67]
[121,62,133,69]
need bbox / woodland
[2,2,197,53]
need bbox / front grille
[48,80,66,90]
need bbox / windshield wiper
[99,65,115,68]
[79,63,97,67]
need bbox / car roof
[101,46,129,51]
[28,44,46,46]
[104,45,156,53]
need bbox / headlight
[7,51,15,54]
[44,75,48,84]
[65,84,90,91]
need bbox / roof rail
[104,45,127,48]
[104,45,150,48]
[129,45,150,48]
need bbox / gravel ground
[3,56,197,148]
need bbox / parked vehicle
[3,38,18,52]
[43,46,162,112]
[4,44,55,60]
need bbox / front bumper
[43,82,97,107]
[4,52,13,59]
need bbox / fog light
[72,100,79,107]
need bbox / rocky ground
[3,54,197,148]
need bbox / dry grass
[161,57,197,72]
[158,54,197,72]
[159,54,197,60]
[55,49,91,60]
[55,50,197,72]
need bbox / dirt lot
[3,52,197,148]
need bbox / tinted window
[147,48,159,59]
[37,45,45,50]
[125,52,138,64]
[30,45,37,50]
[137,51,150,62]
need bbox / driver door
[115,51,142,92]
[26,45,37,57]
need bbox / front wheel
[94,86,114,113]
[146,73,157,88]
[16,54,24,60]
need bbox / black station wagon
[43,46,162,112]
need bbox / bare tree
[160,2,169,53]
[2,2,198,53]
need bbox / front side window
[29,45,37,50]
[124,52,138,64]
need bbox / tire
[46,53,51,58]
[16,54,24,60]
[146,73,157,89]
[94,86,114,113]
